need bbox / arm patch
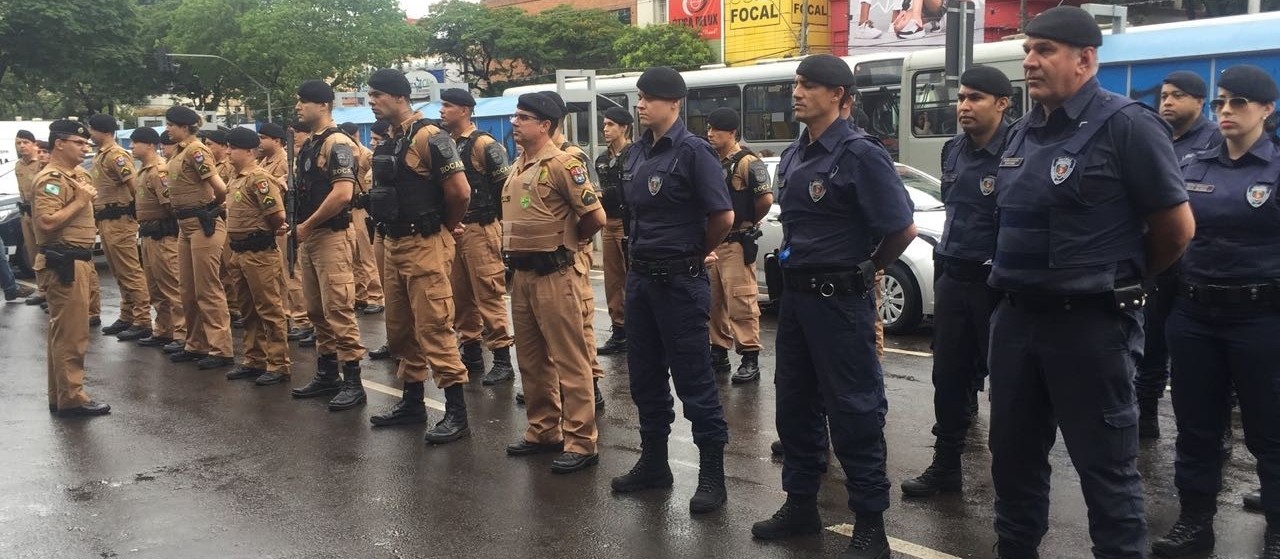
[748,158,771,194]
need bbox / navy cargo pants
[930,267,998,453]
[1135,271,1177,401]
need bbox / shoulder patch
[257,180,270,195]
[193,151,205,164]
[581,188,598,206]
[42,183,61,196]
[115,155,128,167]
[565,159,587,185]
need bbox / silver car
[754,158,944,334]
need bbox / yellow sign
[724,0,831,65]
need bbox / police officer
[595,106,633,355]
[748,55,915,559]
[287,80,368,412]
[130,127,186,350]
[258,122,315,346]
[15,130,46,305]
[158,131,185,353]
[1151,65,1280,559]
[204,129,244,327]
[540,91,591,165]
[901,66,1010,498]
[339,121,385,315]
[986,8,1194,557]
[609,67,732,514]
[438,87,516,386]
[33,120,110,417]
[87,114,153,341]
[704,107,770,384]
[500,92,605,473]
[365,119,395,362]
[221,128,291,386]
[164,106,236,370]
[361,69,473,444]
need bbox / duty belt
[229,230,277,253]
[94,202,136,221]
[174,202,225,220]
[724,228,762,244]
[1002,291,1117,313]
[1179,279,1280,307]
[379,215,443,239]
[462,211,497,226]
[17,201,31,216]
[629,256,704,279]
[936,254,991,283]
[783,268,867,297]
[506,247,574,275]
[138,219,179,239]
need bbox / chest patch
[808,179,826,203]
[980,175,996,196]
[1247,184,1272,208]
[1050,156,1076,185]
[648,175,662,196]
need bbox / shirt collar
[968,122,1008,156]
[518,140,560,170]
[393,112,425,136]
[1030,78,1101,126]
[453,123,477,140]
[802,118,850,155]
[1176,116,1211,143]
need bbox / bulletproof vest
[991,91,1145,294]
[457,130,498,221]
[1179,146,1280,282]
[936,133,1001,263]
[296,127,343,224]
[723,148,757,230]
[595,144,629,218]
[369,118,444,225]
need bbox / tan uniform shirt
[226,164,284,236]
[391,112,464,179]
[167,138,217,209]
[258,150,288,186]
[31,164,97,248]
[91,144,135,210]
[135,159,172,222]
[216,157,235,184]
[354,143,372,194]
[15,158,42,204]
[501,142,601,253]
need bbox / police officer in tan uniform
[33,120,110,417]
[287,80,368,411]
[257,122,315,345]
[438,88,516,385]
[365,119,395,362]
[129,127,186,349]
[501,93,605,473]
[704,108,770,384]
[339,122,385,315]
[594,107,633,355]
[87,114,153,341]
[222,128,291,386]
[164,106,235,370]
[204,129,243,327]
[362,69,472,444]
[15,130,45,304]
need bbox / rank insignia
[538,168,549,183]
[198,165,211,175]
[648,175,662,196]
[808,179,826,202]
[1247,184,1272,208]
[980,175,996,196]
[1050,156,1076,185]
[263,196,276,208]
[581,189,598,206]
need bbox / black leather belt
[94,203,136,221]
[138,219,179,239]
[229,231,277,252]
[936,254,991,283]
[462,210,497,225]
[1002,291,1114,313]
[174,204,225,220]
[629,256,703,279]
[380,220,441,239]
[1179,279,1280,307]
[783,268,866,297]
[507,247,574,275]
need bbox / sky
[399,0,434,18]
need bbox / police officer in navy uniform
[1136,70,1224,439]
[1152,65,1280,559]
[748,54,915,559]
[901,66,1010,499]
[986,8,1195,558]
[609,66,734,515]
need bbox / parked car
[0,160,30,274]
[754,157,944,334]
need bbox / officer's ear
[995,95,1011,114]
[1078,46,1099,74]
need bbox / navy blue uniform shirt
[936,123,1006,264]
[1173,115,1223,162]
[1180,136,1280,282]
[623,119,732,259]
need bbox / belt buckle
[818,281,836,298]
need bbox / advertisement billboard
[670,0,723,40]
[848,0,984,51]
[724,0,831,65]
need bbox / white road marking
[362,379,446,412]
[826,524,962,559]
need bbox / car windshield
[897,167,943,211]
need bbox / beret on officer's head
[1025,6,1103,48]
[16,129,35,141]
[257,122,286,140]
[130,127,161,145]
[297,79,335,104]
[226,127,261,150]
[1218,65,1279,104]
[370,120,390,136]
[88,114,118,133]
[204,129,228,146]
[441,88,476,108]
[159,131,176,146]
[367,69,411,98]
[796,54,855,89]
[517,92,562,122]
[289,120,311,134]
[636,67,687,99]
[540,91,568,118]
[707,107,740,131]
[339,122,358,136]
[603,106,633,126]
[1163,71,1207,99]
[166,105,200,126]
[48,119,90,144]
[960,65,1014,97]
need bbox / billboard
[847,0,984,51]
[670,0,723,40]
[724,0,831,65]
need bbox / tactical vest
[458,130,499,223]
[595,144,629,218]
[1180,146,1280,282]
[936,133,1001,263]
[369,119,444,226]
[723,148,757,230]
[296,127,351,228]
[991,92,1144,294]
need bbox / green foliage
[612,24,715,70]
[418,0,535,95]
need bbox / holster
[175,203,220,237]
[230,231,277,253]
[506,247,574,276]
[138,219,180,240]
[94,202,136,221]
[41,245,92,285]
[353,192,370,210]
[726,227,763,265]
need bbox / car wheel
[879,262,922,335]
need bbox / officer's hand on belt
[704,251,719,266]
[857,260,877,291]
[451,223,465,238]
[295,221,311,243]
[277,223,290,237]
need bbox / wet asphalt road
[0,262,1270,559]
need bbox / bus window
[686,86,741,137]
[857,86,901,158]
[853,59,904,89]
[744,82,799,143]
[590,94,632,145]
[1005,84,1025,122]
[911,70,956,137]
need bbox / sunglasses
[1209,97,1252,112]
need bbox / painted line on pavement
[362,379,446,412]
[825,524,961,559]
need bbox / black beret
[88,114,118,133]
[166,105,200,126]
[159,131,176,146]
[796,54,855,88]
[441,88,476,107]
[370,120,390,136]
[297,79,335,104]
[1025,6,1102,48]
[48,119,90,144]
[130,127,160,144]
[707,107,740,131]
[339,122,358,136]
[960,65,1014,97]
[367,69,411,98]
[257,122,286,140]
[517,93,561,122]
[289,120,311,134]
[36,141,50,150]
[603,106,633,126]
[636,67,687,99]
[1163,71,1207,99]
[226,127,261,149]
[204,129,228,146]
[15,130,35,141]
[540,91,568,116]
[1218,65,1279,104]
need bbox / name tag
[940,173,957,182]
[1186,183,1215,193]
[621,173,632,181]
[999,157,1024,168]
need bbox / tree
[418,0,536,95]
[525,6,627,75]
[613,24,715,70]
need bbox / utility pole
[800,0,810,55]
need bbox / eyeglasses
[509,113,540,124]
[1209,97,1252,112]
[54,136,90,147]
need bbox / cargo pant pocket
[1102,403,1139,462]
[730,284,760,320]
[325,272,355,313]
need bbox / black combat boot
[1152,491,1217,557]
[751,493,822,539]
[731,351,761,384]
[900,448,963,497]
[689,441,727,514]
[1139,397,1161,439]
[460,340,484,379]
[481,346,515,385]
[611,434,674,492]
[995,540,1041,559]
[370,381,429,426]
[101,318,130,336]
[594,378,605,410]
[291,354,342,398]
[423,384,469,444]
[368,344,393,360]
[839,511,890,559]
[597,325,627,355]
[710,345,731,375]
[328,360,367,411]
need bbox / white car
[754,158,944,334]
